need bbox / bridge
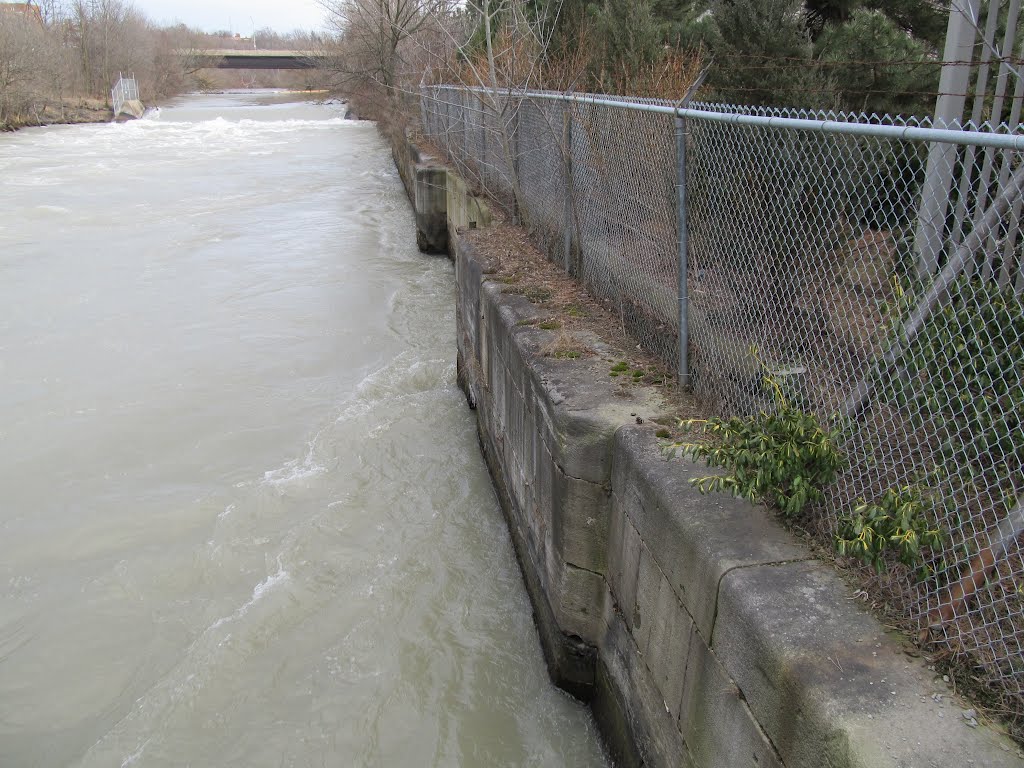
[187,50,322,70]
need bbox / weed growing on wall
[666,354,845,519]
[836,486,944,574]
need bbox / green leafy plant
[836,486,944,575]
[609,361,653,382]
[667,356,845,519]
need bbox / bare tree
[0,12,52,126]
[319,0,456,97]
[69,0,149,99]
[415,0,568,222]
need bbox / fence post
[419,85,428,134]
[480,91,487,187]
[461,91,467,160]
[675,113,691,389]
[445,91,452,152]
[562,102,573,274]
[513,95,521,190]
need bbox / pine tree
[708,0,833,108]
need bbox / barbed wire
[713,52,1024,68]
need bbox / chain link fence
[420,84,1024,710]
[111,72,139,119]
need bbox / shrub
[836,486,944,574]
[667,363,845,518]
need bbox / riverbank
[1,97,111,132]
[392,130,1024,767]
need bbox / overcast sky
[133,0,329,34]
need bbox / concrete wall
[394,138,1023,768]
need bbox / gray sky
[133,0,329,34]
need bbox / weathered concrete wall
[393,133,449,254]
[394,136,1023,768]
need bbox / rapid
[0,91,608,768]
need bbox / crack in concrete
[564,560,606,580]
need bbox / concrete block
[529,359,665,486]
[446,171,491,233]
[414,165,448,254]
[679,636,783,768]
[552,466,610,574]
[548,559,606,645]
[713,561,1022,768]
[645,577,693,722]
[596,608,696,768]
[608,506,642,633]
[606,505,638,626]
[634,543,662,655]
[612,425,809,640]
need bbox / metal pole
[672,67,707,390]
[419,85,428,134]
[479,92,487,186]
[512,94,521,218]
[675,114,690,389]
[562,102,573,273]
[915,0,981,278]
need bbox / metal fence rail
[421,83,1024,707]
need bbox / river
[0,91,608,768]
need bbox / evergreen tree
[707,0,833,108]
[527,0,946,114]
[815,7,938,115]
[586,0,666,78]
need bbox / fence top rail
[425,84,1024,151]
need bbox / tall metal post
[512,95,521,212]
[562,102,573,274]
[479,92,487,187]
[916,0,982,278]
[675,113,691,389]
[419,85,428,134]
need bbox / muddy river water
[0,91,608,767]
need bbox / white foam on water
[119,739,150,767]
[261,430,327,488]
[209,557,289,631]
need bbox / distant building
[0,1,43,24]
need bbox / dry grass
[460,218,703,431]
